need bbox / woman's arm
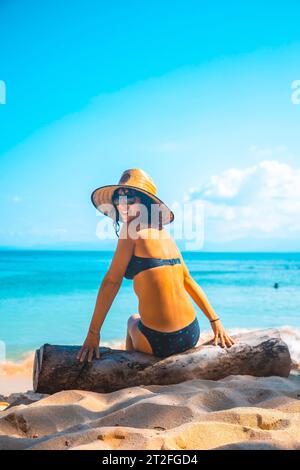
[177,251,236,347]
[77,224,135,362]
[184,276,219,322]
[87,277,122,334]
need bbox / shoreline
[1,325,300,396]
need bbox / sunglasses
[112,190,139,206]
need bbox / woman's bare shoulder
[136,226,181,257]
[119,223,137,244]
[137,226,170,238]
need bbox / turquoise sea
[1,250,300,361]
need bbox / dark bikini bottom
[137,316,200,358]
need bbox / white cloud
[186,160,300,241]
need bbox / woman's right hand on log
[211,320,236,348]
[76,329,101,362]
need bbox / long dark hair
[111,188,162,238]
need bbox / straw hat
[91,168,174,225]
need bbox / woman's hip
[137,315,200,358]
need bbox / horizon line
[0,247,299,254]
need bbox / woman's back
[130,227,197,331]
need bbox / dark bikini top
[124,254,181,280]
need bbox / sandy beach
[1,330,300,450]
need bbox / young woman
[77,169,235,362]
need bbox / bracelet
[210,318,220,323]
[89,328,99,335]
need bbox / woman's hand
[210,320,236,348]
[76,330,101,362]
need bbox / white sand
[0,372,299,450]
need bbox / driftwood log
[33,328,292,394]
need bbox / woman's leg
[125,314,140,351]
[126,329,134,350]
[126,314,153,355]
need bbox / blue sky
[1,0,300,250]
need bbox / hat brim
[91,184,174,225]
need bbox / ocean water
[0,250,300,361]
